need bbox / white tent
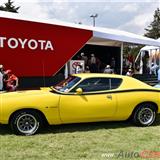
[0,11,160,74]
[0,11,160,47]
[88,28,160,47]
[135,44,160,74]
[140,46,160,51]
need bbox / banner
[69,60,85,74]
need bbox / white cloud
[118,13,153,34]
[20,2,49,19]
[117,1,158,34]
[0,0,49,19]
[120,3,139,12]
[0,0,159,35]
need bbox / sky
[0,0,160,35]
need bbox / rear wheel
[133,103,156,126]
[10,110,42,135]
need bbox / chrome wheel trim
[16,114,39,135]
[138,108,155,125]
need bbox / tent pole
[120,42,124,75]
[64,63,68,79]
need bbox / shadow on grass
[0,115,160,135]
[45,121,133,134]
[44,115,160,134]
[0,124,12,135]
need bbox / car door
[59,77,122,123]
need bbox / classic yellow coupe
[0,74,160,135]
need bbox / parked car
[0,73,160,135]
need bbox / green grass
[0,116,160,160]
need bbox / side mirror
[76,88,83,94]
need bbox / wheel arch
[130,101,158,119]
[9,108,49,125]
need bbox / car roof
[72,73,125,79]
[72,73,155,90]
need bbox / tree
[0,0,20,13]
[144,8,160,39]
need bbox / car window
[70,77,122,93]
[53,76,81,92]
[111,78,122,89]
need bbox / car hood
[0,89,53,98]
[40,87,52,91]
[0,88,60,114]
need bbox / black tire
[10,110,42,136]
[133,103,156,126]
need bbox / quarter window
[111,78,122,89]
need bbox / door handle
[107,95,112,99]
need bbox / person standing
[104,65,113,74]
[89,54,98,73]
[80,52,88,65]
[158,67,160,81]
[5,70,19,91]
[126,68,133,77]
[0,64,6,91]
[150,63,158,75]
[0,65,3,91]
[75,64,83,74]
[142,51,149,74]
[111,57,116,72]
[84,66,90,73]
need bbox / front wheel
[133,103,156,126]
[10,110,41,136]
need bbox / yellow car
[0,74,160,135]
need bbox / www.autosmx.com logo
[101,150,160,159]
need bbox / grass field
[0,116,160,160]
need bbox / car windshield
[53,76,81,92]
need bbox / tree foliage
[0,0,20,13]
[144,8,160,39]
